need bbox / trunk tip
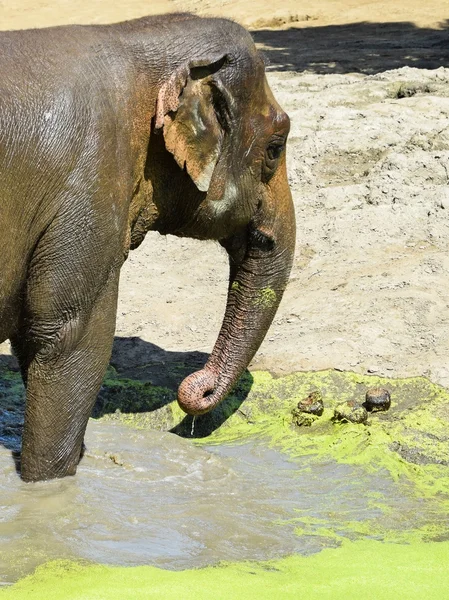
[177,368,220,416]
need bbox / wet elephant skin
[0,13,296,481]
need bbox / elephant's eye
[263,140,285,181]
[249,227,275,252]
[266,142,285,162]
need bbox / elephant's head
[147,19,296,415]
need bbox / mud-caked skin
[0,13,296,481]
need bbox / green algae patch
[2,539,449,600]
[92,366,181,430]
[254,287,277,308]
[84,367,449,545]
[193,369,449,497]
[183,369,449,546]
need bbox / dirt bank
[0,0,448,390]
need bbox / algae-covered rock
[291,411,317,427]
[292,390,324,426]
[296,391,324,416]
[333,401,368,424]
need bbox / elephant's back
[0,27,119,224]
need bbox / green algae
[2,539,449,599]
[183,369,449,546]
[93,366,181,430]
[230,283,277,308]
[193,369,449,497]
[90,367,449,545]
[253,287,277,308]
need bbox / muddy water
[0,419,438,585]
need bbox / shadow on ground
[0,336,253,460]
[253,20,449,74]
[97,336,253,438]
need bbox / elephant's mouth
[177,367,221,415]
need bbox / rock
[364,388,391,412]
[333,401,368,424]
[292,391,324,426]
[296,391,324,416]
[292,411,317,427]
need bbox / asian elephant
[0,13,296,482]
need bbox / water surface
[1,419,442,584]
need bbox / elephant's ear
[155,56,230,193]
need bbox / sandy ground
[1,1,449,391]
[0,0,447,30]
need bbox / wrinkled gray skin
[0,13,296,482]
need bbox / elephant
[0,13,296,482]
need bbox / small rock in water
[292,390,324,427]
[364,387,391,412]
[333,401,368,424]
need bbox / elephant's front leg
[15,270,120,482]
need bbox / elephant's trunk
[178,159,295,415]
